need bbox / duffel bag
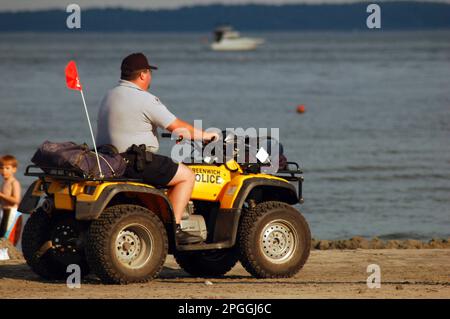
[31,141,126,178]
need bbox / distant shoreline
[2,29,450,34]
[1,2,450,32]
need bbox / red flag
[65,60,82,91]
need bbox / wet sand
[1,249,449,299]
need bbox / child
[0,155,21,237]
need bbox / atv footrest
[176,240,230,251]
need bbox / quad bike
[19,131,311,284]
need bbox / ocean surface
[0,31,449,240]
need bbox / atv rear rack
[24,165,142,183]
[24,165,159,204]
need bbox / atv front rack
[275,161,304,204]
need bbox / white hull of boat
[211,38,264,51]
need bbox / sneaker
[176,225,203,245]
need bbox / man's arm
[166,118,218,141]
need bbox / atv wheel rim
[261,219,298,264]
[115,224,153,269]
[53,224,78,253]
[52,223,82,262]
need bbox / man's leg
[136,153,201,244]
[166,164,203,244]
[166,163,195,224]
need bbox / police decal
[192,167,223,184]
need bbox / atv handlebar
[161,131,277,168]
[161,132,217,143]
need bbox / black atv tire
[174,249,239,277]
[22,208,90,281]
[238,201,311,278]
[85,205,168,284]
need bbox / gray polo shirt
[96,80,176,153]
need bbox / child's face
[0,164,16,179]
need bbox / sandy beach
[0,249,449,299]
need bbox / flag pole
[79,89,104,179]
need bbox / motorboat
[211,26,264,51]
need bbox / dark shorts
[125,153,179,187]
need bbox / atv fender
[210,177,298,248]
[230,177,299,210]
[76,184,174,222]
[18,181,42,214]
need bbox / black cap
[121,53,158,74]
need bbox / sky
[1,0,449,12]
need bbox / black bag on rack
[31,141,127,178]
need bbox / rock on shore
[311,237,450,250]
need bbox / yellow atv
[19,133,311,284]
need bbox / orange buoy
[296,104,306,113]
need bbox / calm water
[0,31,449,240]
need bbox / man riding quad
[96,53,218,244]
[20,53,310,284]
